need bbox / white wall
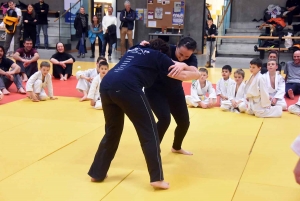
[206,0,224,20]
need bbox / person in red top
[12,38,39,81]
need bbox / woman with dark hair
[23,4,37,48]
[88,38,200,189]
[74,6,88,58]
[50,42,75,80]
[88,15,103,58]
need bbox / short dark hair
[98,61,109,68]
[207,18,213,22]
[268,51,278,57]
[234,69,245,78]
[40,61,50,68]
[222,65,232,72]
[97,56,107,63]
[149,38,171,57]
[23,38,33,43]
[0,45,6,55]
[177,37,197,51]
[199,67,208,74]
[55,42,65,52]
[250,58,262,68]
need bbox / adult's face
[8,2,15,9]
[39,0,44,3]
[293,51,300,65]
[28,4,34,12]
[24,40,33,52]
[80,7,85,14]
[125,3,130,11]
[56,43,65,53]
[175,46,193,62]
[268,53,277,60]
[108,7,113,15]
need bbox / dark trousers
[0,73,23,90]
[145,86,190,150]
[16,60,38,79]
[286,83,300,98]
[287,6,300,25]
[102,34,113,56]
[23,29,36,48]
[91,36,102,56]
[88,87,164,182]
[52,64,73,79]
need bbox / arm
[125,10,136,21]
[34,4,41,14]
[12,51,24,62]
[216,79,222,95]
[30,53,39,62]
[9,63,21,74]
[102,17,107,32]
[274,76,286,99]
[47,74,54,98]
[25,72,38,92]
[87,76,99,100]
[44,4,49,15]
[168,70,200,81]
[258,77,271,107]
[120,10,127,22]
[208,82,217,99]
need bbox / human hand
[34,19,37,22]
[50,97,58,100]
[23,60,31,67]
[168,62,188,77]
[30,92,39,102]
[207,99,214,108]
[59,62,66,68]
[271,98,277,106]
[140,40,149,46]
[24,20,28,23]
[86,77,93,83]
[90,100,95,106]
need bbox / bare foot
[91,175,108,182]
[60,77,64,81]
[150,181,170,189]
[288,89,295,100]
[18,87,26,94]
[80,95,88,102]
[63,76,68,81]
[2,88,10,95]
[171,148,193,155]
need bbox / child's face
[99,66,109,76]
[207,20,213,26]
[198,72,208,82]
[267,61,278,72]
[234,73,244,84]
[40,66,50,76]
[222,69,231,79]
[249,64,261,75]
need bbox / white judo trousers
[245,72,282,118]
[76,68,98,92]
[288,97,300,115]
[26,71,53,101]
[87,75,102,110]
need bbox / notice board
[146,0,185,29]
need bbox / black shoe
[45,46,49,49]
[90,55,95,58]
[77,54,81,58]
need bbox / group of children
[1,56,109,110]
[185,58,300,117]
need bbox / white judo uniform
[76,68,98,92]
[263,72,287,110]
[87,75,102,110]
[216,78,235,105]
[291,134,300,157]
[220,81,247,112]
[26,71,53,100]
[185,80,216,107]
[288,97,300,115]
[245,72,282,118]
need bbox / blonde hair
[234,69,245,78]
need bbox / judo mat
[1,62,300,201]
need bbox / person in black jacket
[205,18,218,67]
[286,0,300,28]
[119,0,136,60]
[23,4,37,48]
[74,7,88,58]
[34,0,49,49]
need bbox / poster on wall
[174,2,181,12]
[64,0,80,23]
[136,8,144,20]
[148,10,154,19]
[157,0,162,3]
[155,7,163,19]
[172,8,184,25]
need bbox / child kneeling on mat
[26,61,57,102]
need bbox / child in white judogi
[0,89,3,102]
[288,97,300,116]
[220,69,247,113]
[216,65,235,105]
[263,59,287,110]
[185,68,216,108]
[26,61,57,102]
[87,61,109,109]
[245,58,282,118]
[76,56,107,101]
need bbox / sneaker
[77,54,81,58]
[108,56,111,60]
[82,54,85,58]
[186,96,198,107]
[90,55,95,58]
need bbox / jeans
[36,24,48,47]
[78,33,85,55]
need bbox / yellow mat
[233,182,300,201]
